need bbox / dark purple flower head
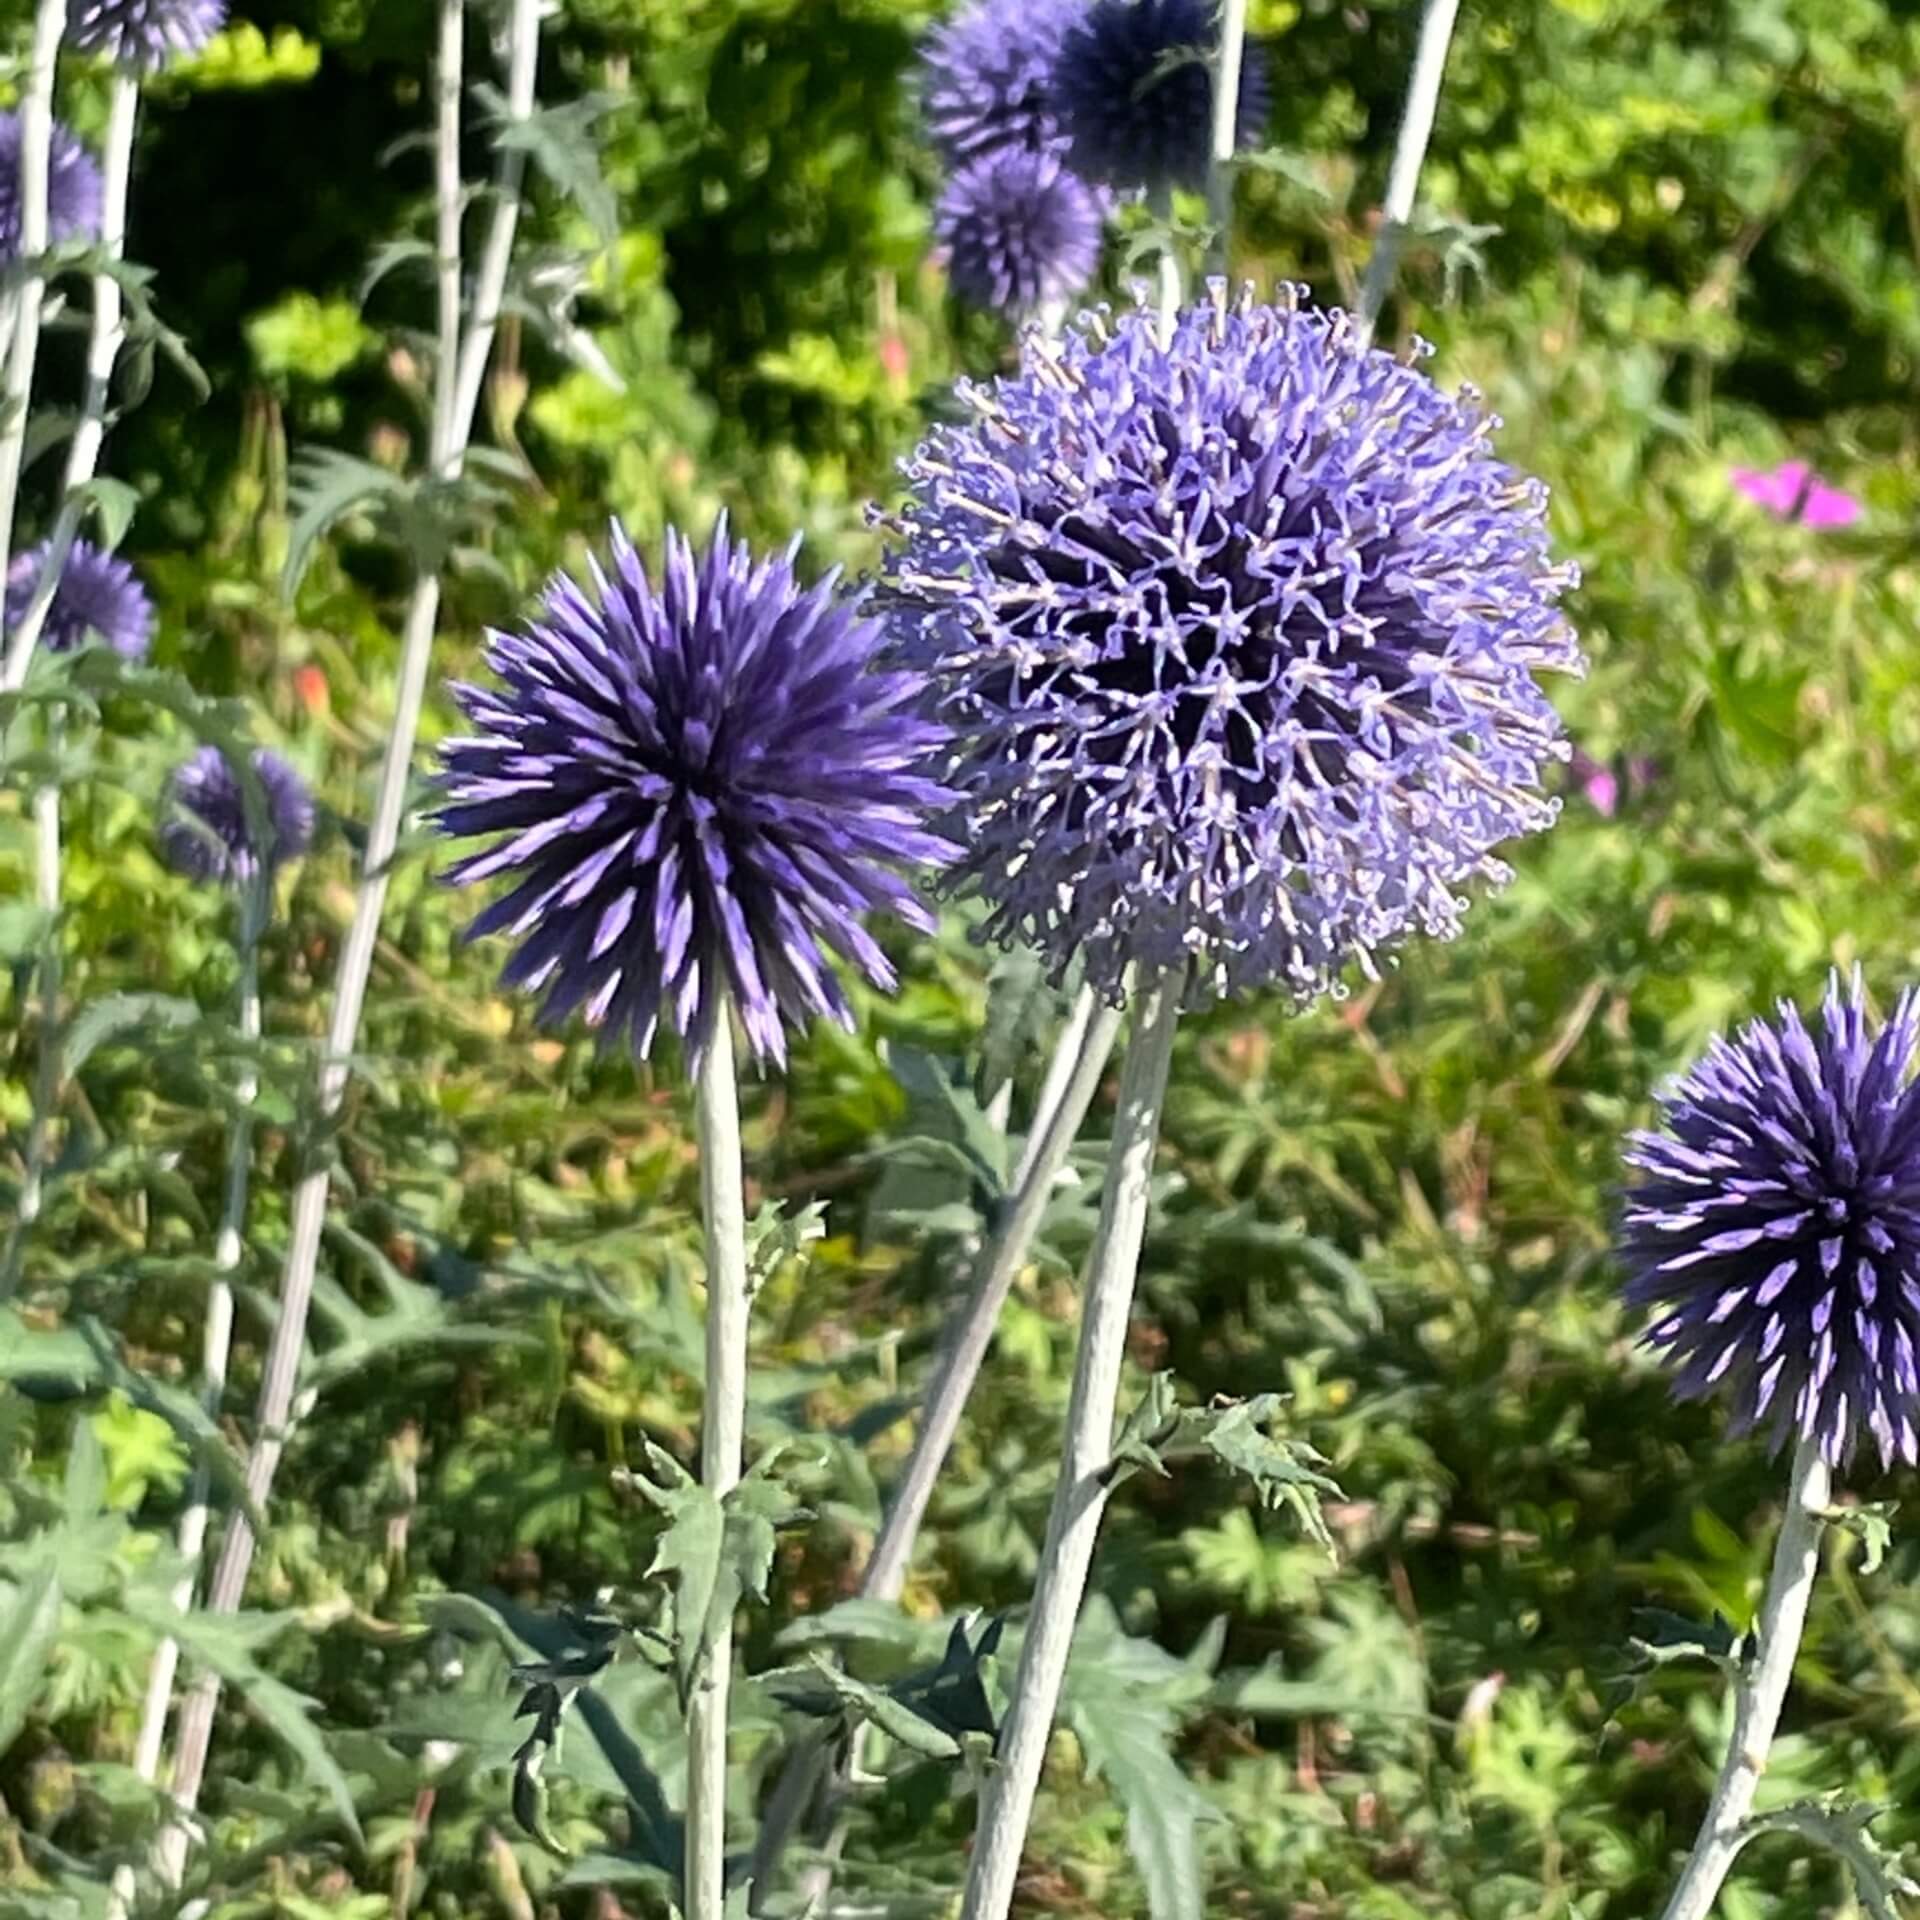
[160,746,315,887]
[1621,974,1920,1473]
[1053,0,1269,193]
[67,0,228,70]
[882,287,1581,1004]
[0,113,103,262]
[921,0,1084,165]
[936,149,1103,315]
[6,539,154,660]
[438,518,956,1070]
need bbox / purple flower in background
[67,0,228,70]
[1621,974,1920,1472]
[921,0,1084,165]
[1730,460,1861,530]
[160,746,315,886]
[0,113,103,262]
[936,149,1103,315]
[1570,747,1660,818]
[6,539,154,660]
[1052,0,1269,193]
[438,519,955,1069]
[883,288,1582,1003]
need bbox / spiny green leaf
[0,1568,63,1753]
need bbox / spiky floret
[882,287,1581,1004]
[438,518,955,1069]
[67,0,228,71]
[920,0,1084,165]
[6,539,154,660]
[0,113,104,261]
[160,746,315,886]
[1052,0,1270,193]
[936,148,1103,315]
[1621,973,1920,1472]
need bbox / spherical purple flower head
[1053,0,1270,193]
[882,287,1582,1004]
[159,746,315,887]
[6,539,154,660]
[936,149,1103,315]
[1621,974,1920,1473]
[437,519,956,1070]
[0,113,104,263]
[67,0,228,71]
[921,0,1084,165]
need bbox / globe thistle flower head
[67,0,229,71]
[0,114,104,262]
[1621,973,1920,1473]
[438,518,956,1071]
[936,149,1103,316]
[1053,0,1270,193]
[921,0,1083,165]
[882,286,1581,1004]
[6,539,154,660]
[160,746,316,887]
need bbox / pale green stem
[959,969,1183,1920]
[2,67,138,696]
[1656,1437,1832,1920]
[745,985,1120,1912]
[112,881,262,1918]
[1152,187,1182,346]
[1355,0,1462,346]
[156,0,482,1882]
[0,0,69,659]
[1204,0,1249,280]
[864,988,1123,1607]
[687,1010,751,1920]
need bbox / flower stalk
[1204,0,1248,279]
[864,990,1124,1607]
[1355,0,1463,346]
[1657,1437,1832,1920]
[2,66,138,694]
[958,967,1183,1920]
[687,1010,752,1920]
[158,0,517,1875]
[0,0,69,641]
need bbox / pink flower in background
[1730,459,1861,529]
[1569,748,1661,818]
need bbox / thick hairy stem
[158,0,490,1879]
[2,68,138,694]
[113,886,262,1916]
[1204,0,1249,280]
[1656,1437,1832,1920]
[864,989,1123,1607]
[1354,0,1462,346]
[687,1012,751,1920]
[0,0,69,660]
[959,972,1183,1920]
[745,986,1119,1912]
[450,0,541,446]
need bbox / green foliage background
[7,0,1920,1914]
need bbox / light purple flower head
[920,0,1084,165]
[1730,459,1861,530]
[0,113,103,262]
[437,518,956,1070]
[882,286,1582,1004]
[1621,973,1920,1473]
[160,746,315,887]
[67,0,228,71]
[1052,0,1269,193]
[6,539,154,660]
[936,149,1103,315]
